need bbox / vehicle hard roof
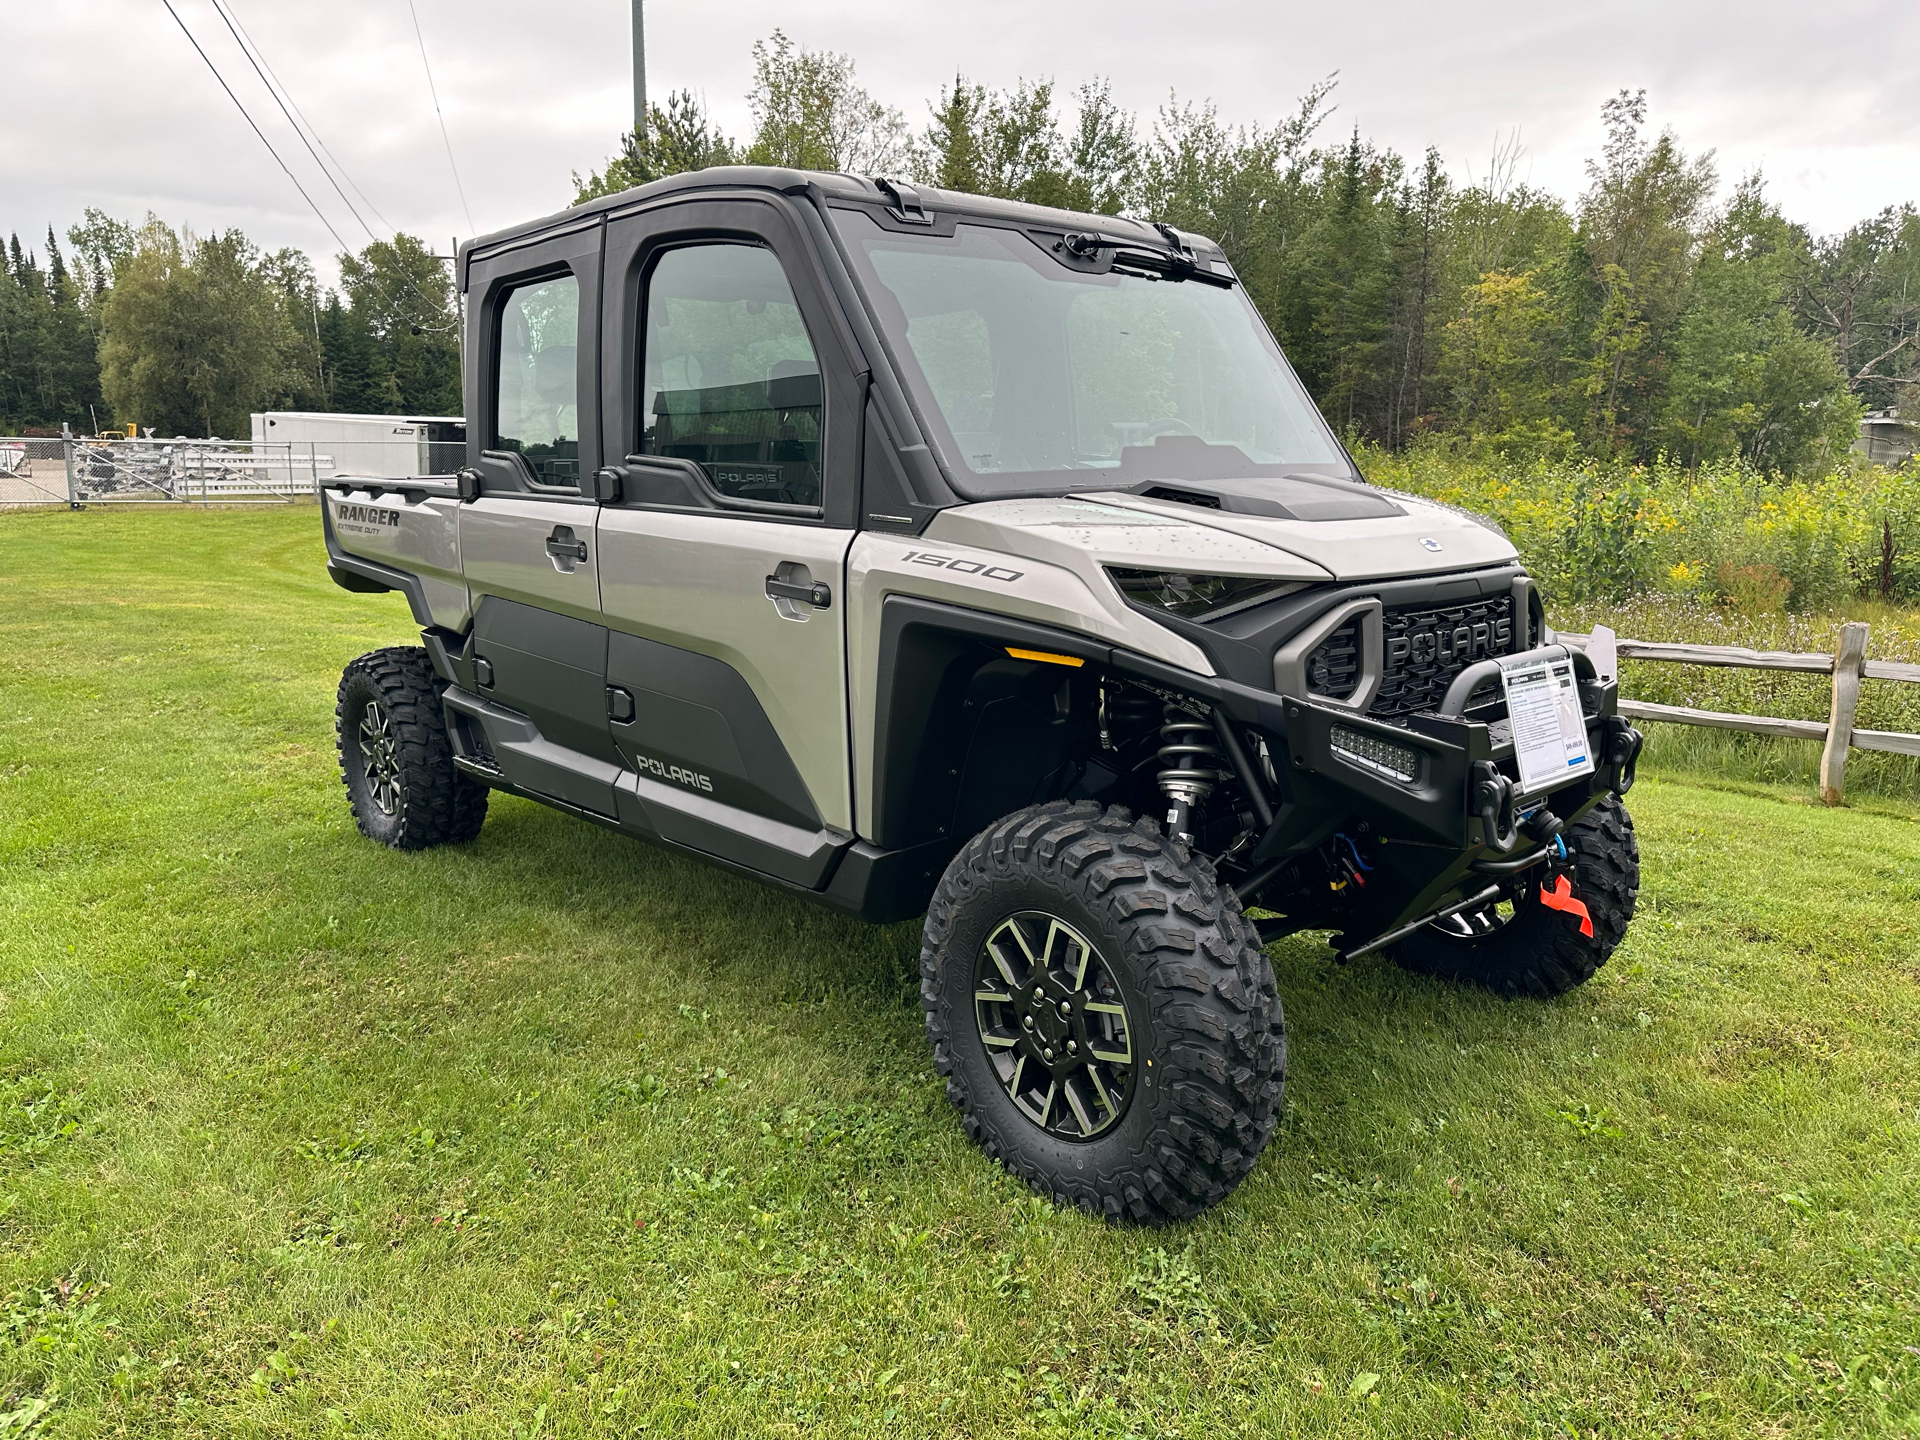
[460,166,1223,274]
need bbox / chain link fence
[0,430,458,508]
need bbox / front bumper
[1112,640,1641,927]
[1118,643,1630,843]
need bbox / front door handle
[766,574,831,608]
[545,525,588,567]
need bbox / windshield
[835,210,1353,497]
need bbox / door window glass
[640,244,821,508]
[494,274,580,487]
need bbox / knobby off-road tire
[1394,796,1640,997]
[336,647,488,850]
[922,801,1286,1224]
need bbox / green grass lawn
[2,506,1917,1439]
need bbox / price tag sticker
[1500,656,1594,794]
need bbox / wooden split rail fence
[1559,623,1920,805]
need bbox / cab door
[595,198,866,882]
[459,220,622,814]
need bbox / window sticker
[1500,656,1594,794]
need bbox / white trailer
[250,412,466,484]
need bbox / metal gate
[0,437,75,508]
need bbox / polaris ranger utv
[321,167,1643,1224]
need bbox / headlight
[1105,567,1297,620]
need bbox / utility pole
[632,0,646,137]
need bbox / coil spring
[1156,705,1224,803]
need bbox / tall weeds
[1362,441,1920,614]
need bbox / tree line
[580,34,1919,476]
[5,31,1914,460]
[0,214,459,437]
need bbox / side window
[494,274,580,487]
[640,244,822,509]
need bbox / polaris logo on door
[632,752,714,793]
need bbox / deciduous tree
[743,30,910,174]
[97,221,301,437]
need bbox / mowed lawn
[2,506,1917,1440]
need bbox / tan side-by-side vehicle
[322,167,1643,1223]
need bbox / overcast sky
[5,0,1916,285]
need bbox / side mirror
[591,466,623,504]
[455,466,482,502]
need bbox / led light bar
[1329,724,1421,783]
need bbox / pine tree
[1377,150,1449,446]
[318,294,380,414]
[39,228,105,430]
[572,91,738,204]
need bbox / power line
[160,0,459,338]
[217,0,398,238]
[404,0,475,236]
[204,0,379,244]
[159,0,353,255]
[214,0,459,340]
[210,8,463,350]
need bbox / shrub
[1358,440,1919,613]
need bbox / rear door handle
[766,575,831,608]
[545,526,588,563]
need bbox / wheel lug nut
[1067,1039,1078,1055]
[1059,1001,1072,1015]
[1022,1015,1034,1030]
[1043,1047,1055,1061]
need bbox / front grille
[1372,595,1518,718]
[1304,618,1362,700]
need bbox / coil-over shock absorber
[1157,703,1224,845]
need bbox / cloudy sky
[5,0,1916,282]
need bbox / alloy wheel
[358,700,402,817]
[972,911,1136,1140]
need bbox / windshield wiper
[1056,228,1236,288]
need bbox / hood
[923,496,1335,591]
[1072,478,1518,581]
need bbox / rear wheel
[336,647,488,850]
[1393,796,1639,997]
[922,801,1286,1225]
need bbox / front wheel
[921,801,1286,1225]
[1393,796,1640,997]
[335,647,488,850]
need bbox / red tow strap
[1538,874,1593,937]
